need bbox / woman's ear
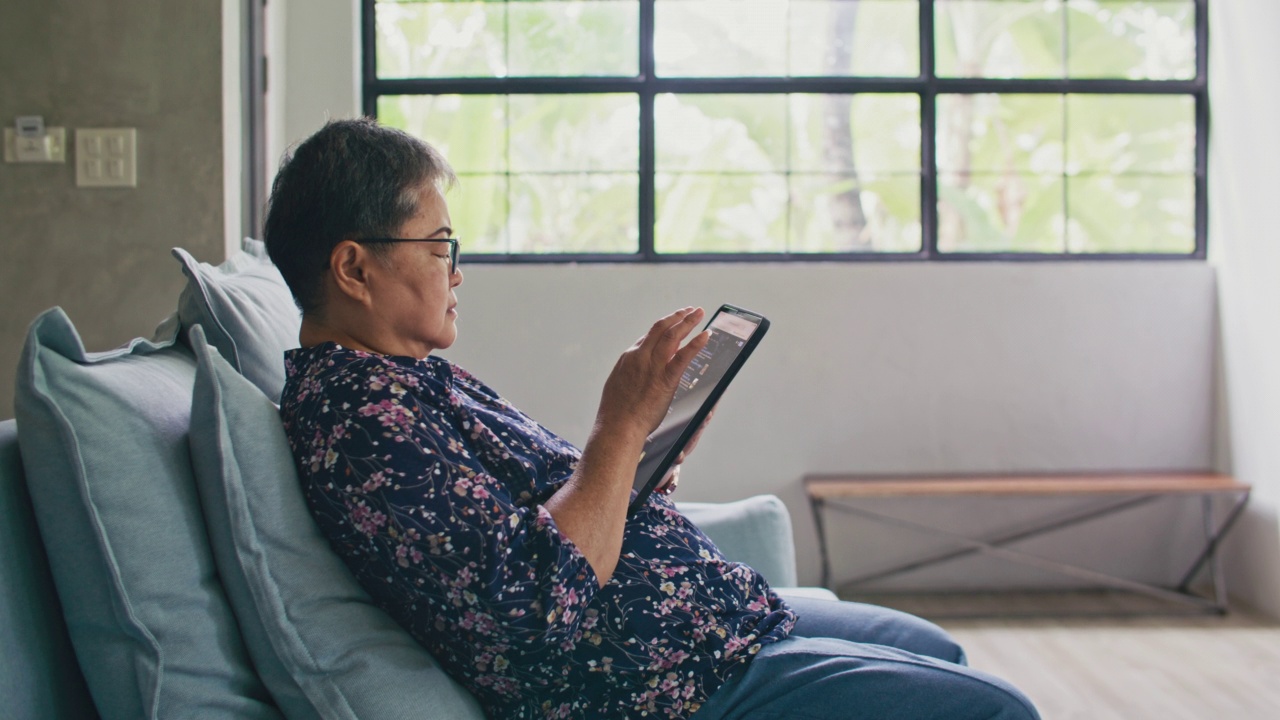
[328,240,374,305]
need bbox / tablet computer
[628,304,770,517]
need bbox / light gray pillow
[173,239,300,402]
[187,328,485,720]
[13,308,280,720]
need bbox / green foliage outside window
[367,0,1202,259]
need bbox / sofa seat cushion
[174,240,300,403]
[187,328,484,720]
[13,309,279,720]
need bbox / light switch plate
[77,128,137,187]
[3,127,66,163]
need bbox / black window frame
[361,0,1209,264]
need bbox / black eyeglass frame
[354,237,459,274]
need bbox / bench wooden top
[805,473,1250,499]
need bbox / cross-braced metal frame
[809,480,1250,616]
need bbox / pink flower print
[554,585,580,609]
[455,566,476,587]
[394,540,424,568]
[361,470,389,493]
[357,399,415,430]
[350,500,387,537]
[723,634,751,656]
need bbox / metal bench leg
[810,495,833,589]
[1174,491,1249,609]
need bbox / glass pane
[656,94,788,172]
[937,94,1064,174]
[790,173,921,252]
[789,1,920,77]
[936,0,1064,78]
[938,172,1065,252]
[509,94,638,172]
[1066,95,1194,174]
[1067,175,1193,253]
[790,94,920,173]
[509,173,639,253]
[375,2,505,79]
[1066,0,1195,79]
[378,95,507,173]
[450,174,509,253]
[655,173,788,252]
[655,1,788,77]
[509,1,639,76]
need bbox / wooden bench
[805,473,1251,614]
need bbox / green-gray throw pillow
[187,328,485,720]
[13,308,280,720]
[173,240,300,402]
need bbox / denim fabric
[696,597,1040,720]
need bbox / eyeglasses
[354,237,459,275]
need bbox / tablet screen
[629,305,769,515]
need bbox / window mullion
[921,0,937,259]
[640,0,656,260]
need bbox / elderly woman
[266,119,1038,720]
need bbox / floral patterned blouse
[279,343,795,720]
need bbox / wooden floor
[848,592,1280,719]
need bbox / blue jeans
[695,596,1040,720]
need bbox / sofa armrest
[0,420,99,720]
[676,494,798,588]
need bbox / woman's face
[368,185,463,357]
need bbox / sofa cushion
[187,328,484,720]
[173,239,300,403]
[0,419,99,720]
[677,495,800,588]
[13,308,280,720]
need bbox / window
[362,0,1206,261]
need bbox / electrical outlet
[76,128,137,187]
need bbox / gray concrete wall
[0,0,226,416]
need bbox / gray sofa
[0,242,832,720]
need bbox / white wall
[276,1,1272,601]
[440,262,1215,590]
[1209,0,1280,618]
[268,0,361,162]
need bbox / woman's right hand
[545,307,709,587]
[593,307,710,447]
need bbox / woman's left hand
[655,407,715,495]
